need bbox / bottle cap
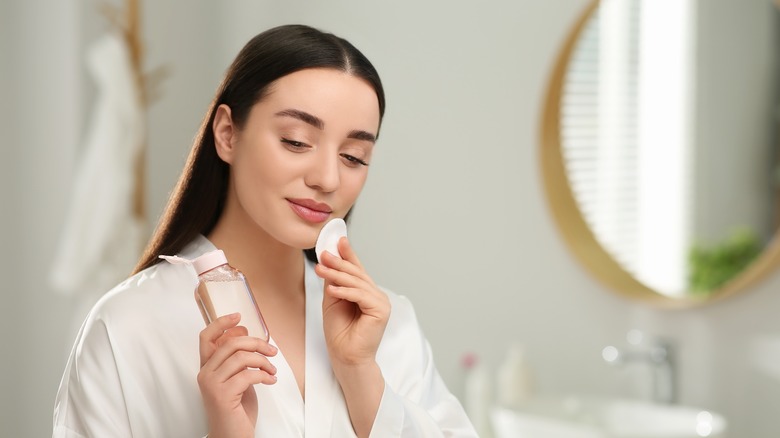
[192,249,228,274]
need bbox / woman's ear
[213,104,236,164]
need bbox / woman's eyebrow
[275,108,376,143]
[275,108,324,130]
[348,130,376,143]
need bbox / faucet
[602,331,676,404]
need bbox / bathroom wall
[0,1,16,433]
[692,0,776,242]
[0,1,221,436]
[3,0,779,436]
[1,1,82,437]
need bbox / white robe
[53,235,477,437]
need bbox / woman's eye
[281,138,308,149]
[340,153,369,167]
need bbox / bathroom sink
[491,395,727,438]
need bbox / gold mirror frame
[539,0,780,309]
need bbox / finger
[213,350,277,383]
[216,326,249,348]
[204,336,278,372]
[200,368,276,402]
[319,238,365,276]
[224,369,278,394]
[325,285,390,318]
[336,237,364,270]
[315,262,371,289]
[202,313,242,340]
[199,313,241,364]
[318,249,361,276]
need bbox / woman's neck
[207,209,305,300]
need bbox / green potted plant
[688,228,762,295]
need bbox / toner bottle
[192,250,270,341]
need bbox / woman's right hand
[197,313,278,438]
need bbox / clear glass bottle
[192,250,270,341]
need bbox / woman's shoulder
[92,261,193,316]
[85,235,214,328]
[56,239,212,437]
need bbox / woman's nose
[304,152,340,193]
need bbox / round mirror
[541,0,780,307]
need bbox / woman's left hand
[315,237,390,368]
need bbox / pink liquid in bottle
[192,250,269,341]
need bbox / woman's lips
[287,199,332,224]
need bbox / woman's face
[215,68,381,250]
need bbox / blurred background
[2,0,780,436]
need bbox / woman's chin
[285,235,318,252]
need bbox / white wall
[1,1,219,436]
[4,1,780,437]
[212,0,635,401]
[693,0,776,242]
[2,1,82,437]
[0,1,17,432]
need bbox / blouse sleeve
[368,295,478,437]
[53,315,134,438]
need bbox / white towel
[50,32,146,298]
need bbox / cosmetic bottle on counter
[462,352,492,437]
[496,343,533,408]
[193,250,270,341]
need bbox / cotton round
[315,218,348,263]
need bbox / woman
[53,24,476,437]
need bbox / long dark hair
[133,24,385,274]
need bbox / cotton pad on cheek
[315,218,348,263]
